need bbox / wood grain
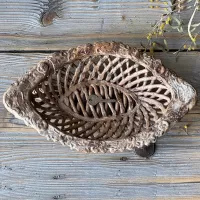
[1,1,200,199]
[0,0,199,50]
[0,52,200,199]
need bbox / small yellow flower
[183,125,188,134]
[147,33,152,40]
[159,23,165,30]
[165,16,171,24]
[192,37,196,43]
[184,125,188,129]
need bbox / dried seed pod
[3,42,197,153]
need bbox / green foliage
[146,0,200,57]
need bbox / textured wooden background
[1,1,200,200]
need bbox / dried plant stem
[188,6,198,45]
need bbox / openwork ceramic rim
[3,42,197,153]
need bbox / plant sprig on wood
[146,0,200,56]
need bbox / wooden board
[1,1,200,199]
[1,52,200,200]
[0,0,199,50]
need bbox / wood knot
[120,157,128,161]
[41,10,58,26]
[121,15,126,21]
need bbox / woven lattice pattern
[30,54,172,140]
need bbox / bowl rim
[3,41,197,153]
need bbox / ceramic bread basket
[3,42,197,157]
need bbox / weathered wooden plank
[0,0,199,50]
[0,51,200,199]
[1,131,200,200]
[1,34,198,51]
[0,0,169,35]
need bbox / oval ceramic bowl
[3,42,197,154]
